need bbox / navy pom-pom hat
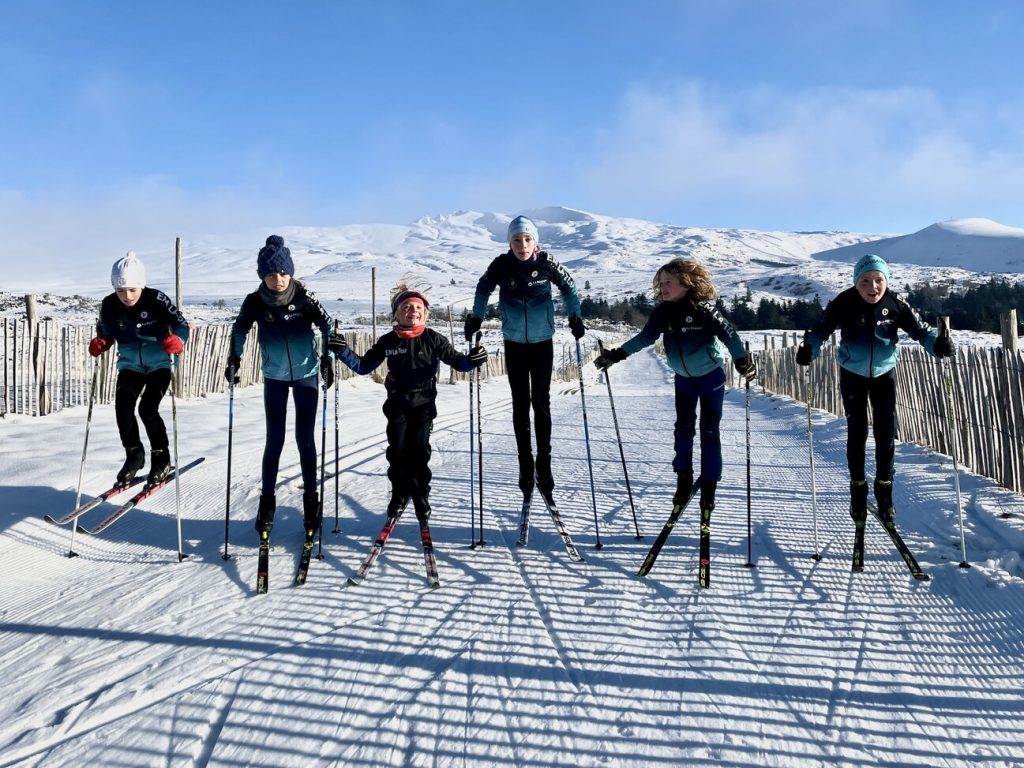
[257,234,295,279]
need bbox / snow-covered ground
[2,346,1024,767]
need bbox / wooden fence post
[1001,309,1019,354]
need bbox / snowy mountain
[6,208,1023,322]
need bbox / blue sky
[3,0,1024,261]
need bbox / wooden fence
[751,334,1024,495]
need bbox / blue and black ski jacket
[98,288,190,374]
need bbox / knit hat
[257,234,295,279]
[111,251,146,289]
[853,254,890,284]
[507,215,539,244]
[391,289,429,316]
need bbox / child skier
[593,258,754,515]
[225,234,335,539]
[796,253,954,521]
[89,251,190,488]
[329,282,487,522]
[463,214,585,507]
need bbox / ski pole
[468,337,477,548]
[316,371,328,560]
[575,337,602,549]
[939,318,969,568]
[474,331,485,548]
[596,339,640,539]
[170,353,187,562]
[332,352,341,535]
[223,362,235,561]
[68,349,101,558]
[804,365,822,561]
[744,342,754,568]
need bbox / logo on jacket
[881,308,889,316]
[288,304,295,311]
[264,311,275,322]
[531,270,538,277]
[140,311,149,319]
[507,279,518,290]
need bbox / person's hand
[568,314,586,339]
[463,316,482,341]
[162,334,184,355]
[224,356,241,385]
[469,345,488,368]
[327,331,347,354]
[320,355,335,389]
[733,356,756,382]
[795,343,813,366]
[88,336,113,357]
[594,347,627,370]
[933,334,955,358]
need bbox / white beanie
[507,215,539,244]
[111,251,146,289]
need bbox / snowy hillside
[6,208,1024,324]
[2,349,1024,766]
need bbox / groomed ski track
[1,346,1023,767]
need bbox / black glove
[224,356,241,385]
[320,355,335,389]
[733,356,756,382]
[594,347,627,370]
[933,334,955,358]
[468,345,488,368]
[463,315,482,341]
[795,343,813,366]
[327,331,347,354]
[568,314,586,339]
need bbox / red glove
[88,336,113,357]
[162,334,184,355]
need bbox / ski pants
[115,368,171,452]
[672,366,726,481]
[840,367,897,482]
[503,338,553,477]
[262,376,319,496]
[383,396,436,502]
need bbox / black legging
[262,376,319,496]
[840,367,897,482]
[115,368,171,451]
[503,339,554,468]
[383,397,436,501]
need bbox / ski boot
[874,479,894,523]
[517,454,535,499]
[302,491,321,535]
[849,480,868,522]
[536,454,555,507]
[673,471,694,505]
[255,495,276,535]
[412,492,431,524]
[116,445,145,486]
[146,448,171,487]
[699,481,717,514]
[386,488,409,517]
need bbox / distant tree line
[904,277,1024,333]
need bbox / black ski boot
[412,492,431,524]
[116,445,145,486]
[302,491,321,533]
[850,480,868,522]
[673,471,694,505]
[518,454,535,498]
[536,454,554,494]
[699,481,717,514]
[255,495,275,534]
[874,479,894,522]
[146,449,171,487]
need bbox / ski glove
[224,356,241,385]
[327,331,347,354]
[162,334,184,355]
[568,314,586,339]
[468,345,488,368]
[593,347,627,370]
[463,315,482,341]
[88,336,113,357]
[733,356,757,382]
[932,334,955,358]
[320,355,335,389]
[795,343,813,366]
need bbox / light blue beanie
[507,215,539,244]
[853,254,890,284]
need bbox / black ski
[347,502,408,587]
[256,530,270,594]
[294,528,317,586]
[516,492,532,547]
[852,516,866,572]
[419,517,441,589]
[698,503,712,588]
[45,477,145,526]
[75,457,206,535]
[637,475,702,577]
[535,486,584,562]
[868,503,930,581]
